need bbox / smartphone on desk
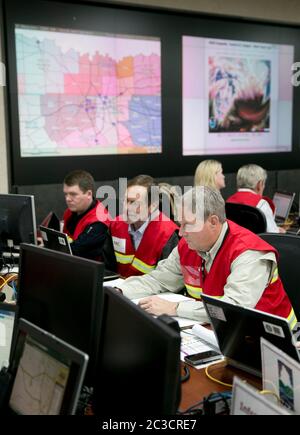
[184,350,221,367]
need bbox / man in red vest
[226,164,285,233]
[63,170,111,261]
[110,175,179,278]
[116,186,296,327]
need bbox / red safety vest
[110,212,178,278]
[178,220,296,328]
[63,200,111,241]
[227,191,275,214]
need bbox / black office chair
[259,233,300,321]
[225,202,267,234]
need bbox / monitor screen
[273,192,295,220]
[8,319,88,415]
[183,36,294,156]
[5,0,300,185]
[92,287,181,416]
[202,295,300,377]
[15,24,161,158]
[0,303,17,370]
[17,244,104,384]
[0,194,37,250]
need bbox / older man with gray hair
[226,164,284,233]
[116,187,295,326]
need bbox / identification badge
[112,236,126,253]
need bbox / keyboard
[103,269,120,281]
[0,266,19,274]
[2,252,19,259]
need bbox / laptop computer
[201,295,300,377]
[0,303,18,371]
[37,212,60,238]
[7,318,89,415]
[40,226,119,281]
[40,226,72,255]
[273,191,295,224]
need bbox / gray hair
[237,164,267,190]
[182,186,226,223]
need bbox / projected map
[15,25,161,157]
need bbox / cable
[177,399,204,415]
[205,360,233,388]
[259,389,280,403]
[203,392,231,415]
[0,274,18,291]
[181,364,190,383]
[178,391,232,415]
[11,280,17,301]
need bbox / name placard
[231,376,291,415]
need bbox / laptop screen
[0,304,17,370]
[8,319,88,415]
[201,295,300,377]
[273,192,295,220]
[40,226,72,255]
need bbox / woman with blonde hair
[194,159,225,190]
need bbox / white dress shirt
[119,222,277,322]
[237,188,280,233]
[128,210,160,250]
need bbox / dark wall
[3,0,300,187]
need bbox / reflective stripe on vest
[270,267,279,284]
[131,258,156,274]
[115,252,135,265]
[115,251,155,274]
[185,284,203,299]
[288,308,297,330]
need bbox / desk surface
[180,360,262,412]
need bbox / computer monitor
[0,194,37,250]
[40,226,72,255]
[0,303,18,370]
[273,191,295,222]
[17,243,105,384]
[92,287,181,416]
[201,295,300,377]
[8,318,89,415]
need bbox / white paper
[133,293,192,303]
[103,284,200,329]
[103,278,125,289]
[192,323,220,350]
[133,293,200,329]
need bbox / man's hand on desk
[138,295,178,316]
